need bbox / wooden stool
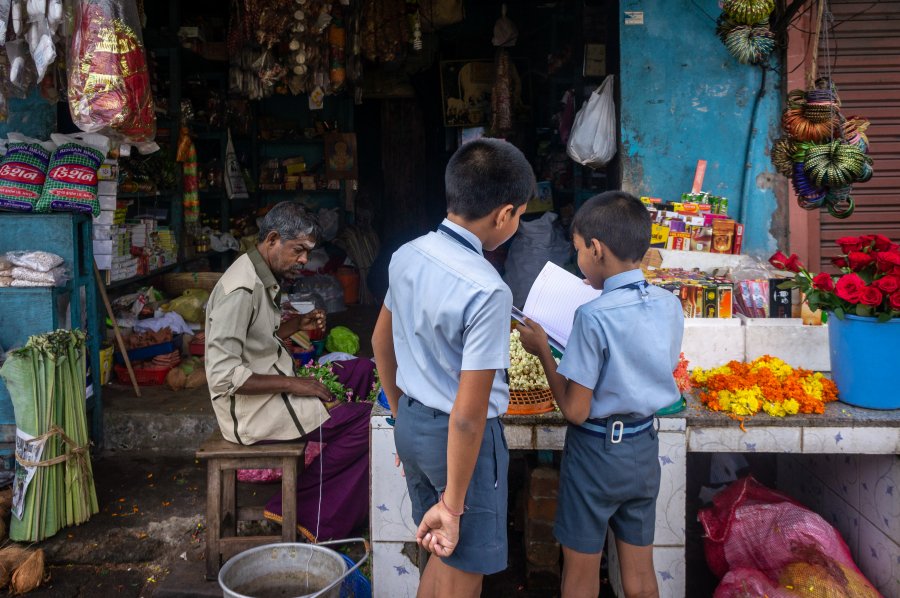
[196,430,307,579]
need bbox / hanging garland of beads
[716,1,776,64]
[771,80,874,219]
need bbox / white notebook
[511,262,602,352]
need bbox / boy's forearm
[371,307,401,415]
[443,370,493,513]
[537,349,590,424]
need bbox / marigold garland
[691,356,838,418]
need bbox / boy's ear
[495,203,515,228]
[590,238,605,259]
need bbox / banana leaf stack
[0,329,98,542]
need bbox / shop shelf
[105,264,179,290]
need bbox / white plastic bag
[566,75,617,168]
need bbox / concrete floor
[19,304,604,596]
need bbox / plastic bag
[503,212,572,307]
[5,250,63,272]
[0,133,55,212]
[325,326,359,355]
[567,75,617,168]
[34,133,109,217]
[700,476,879,598]
[10,265,67,285]
[162,289,210,324]
[224,129,248,200]
[67,0,157,152]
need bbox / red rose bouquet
[770,234,900,322]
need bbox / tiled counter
[370,400,900,598]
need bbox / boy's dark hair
[572,191,650,262]
[445,138,536,219]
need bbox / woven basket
[161,272,223,295]
[507,388,555,415]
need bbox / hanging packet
[35,133,109,216]
[224,130,248,200]
[0,133,55,212]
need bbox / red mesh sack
[700,477,882,598]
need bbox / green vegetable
[0,329,98,541]
[325,326,359,355]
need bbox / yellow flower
[763,401,787,417]
[783,398,800,414]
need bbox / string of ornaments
[716,0,776,65]
[771,79,873,219]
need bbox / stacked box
[644,268,734,319]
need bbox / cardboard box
[717,284,733,319]
[94,210,115,225]
[666,231,691,251]
[99,195,117,210]
[769,278,792,318]
[98,180,118,196]
[650,224,670,248]
[93,240,113,255]
[97,163,118,181]
[711,219,736,254]
[702,284,718,318]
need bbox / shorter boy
[517,191,684,598]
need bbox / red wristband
[440,492,464,517]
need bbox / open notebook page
[520,262,603,349]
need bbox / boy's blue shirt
[557,268,685,419]
[385,218,512,417]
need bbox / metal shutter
[817,0,900,271]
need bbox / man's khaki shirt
[204,248,329,444]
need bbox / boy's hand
[516,319,550,356]
[416,502,459,558]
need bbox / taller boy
[372,139,535,598]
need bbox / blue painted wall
[619,0,784,257]
[0,88,56,139]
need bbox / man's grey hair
[257,201,322,244]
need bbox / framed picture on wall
[440,59,529,127]
[324,133,358,180]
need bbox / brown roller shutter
[817,0,900,272]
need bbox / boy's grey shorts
[554,417,660,554]
[394,395,509,575]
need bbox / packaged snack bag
[35,133,109,216]
[0,133,55,212]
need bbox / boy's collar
[602,269,645,293]
[439,218,484,255]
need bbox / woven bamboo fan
[507,388,555,415]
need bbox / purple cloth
[329,357,377,401]
[264,400,372,541]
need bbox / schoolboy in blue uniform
[371,139,536,598]
[518,191,684,598]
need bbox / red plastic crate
[114,364,172,386]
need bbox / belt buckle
[610,420,624,444]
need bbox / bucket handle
[306,537,370,598]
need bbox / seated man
[204,201,371,541]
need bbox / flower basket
[507,388,555,415]
[828,314,900,409]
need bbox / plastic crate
[114,364,172,386]
[114,336,181,365]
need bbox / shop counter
[369,399,900,597]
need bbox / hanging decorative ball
[826,192,855,219]
[770,137,796,178]
[804,141,872,187]
[857,161,874,183]
[722,0,775,25]
[792,162,827,209]
[802,102,838,124]
[786,89,807,109]
[782,108,840,143]
[723,22,776,64]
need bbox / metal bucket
[219,539,369,598]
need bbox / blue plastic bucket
[828,314,900,409]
